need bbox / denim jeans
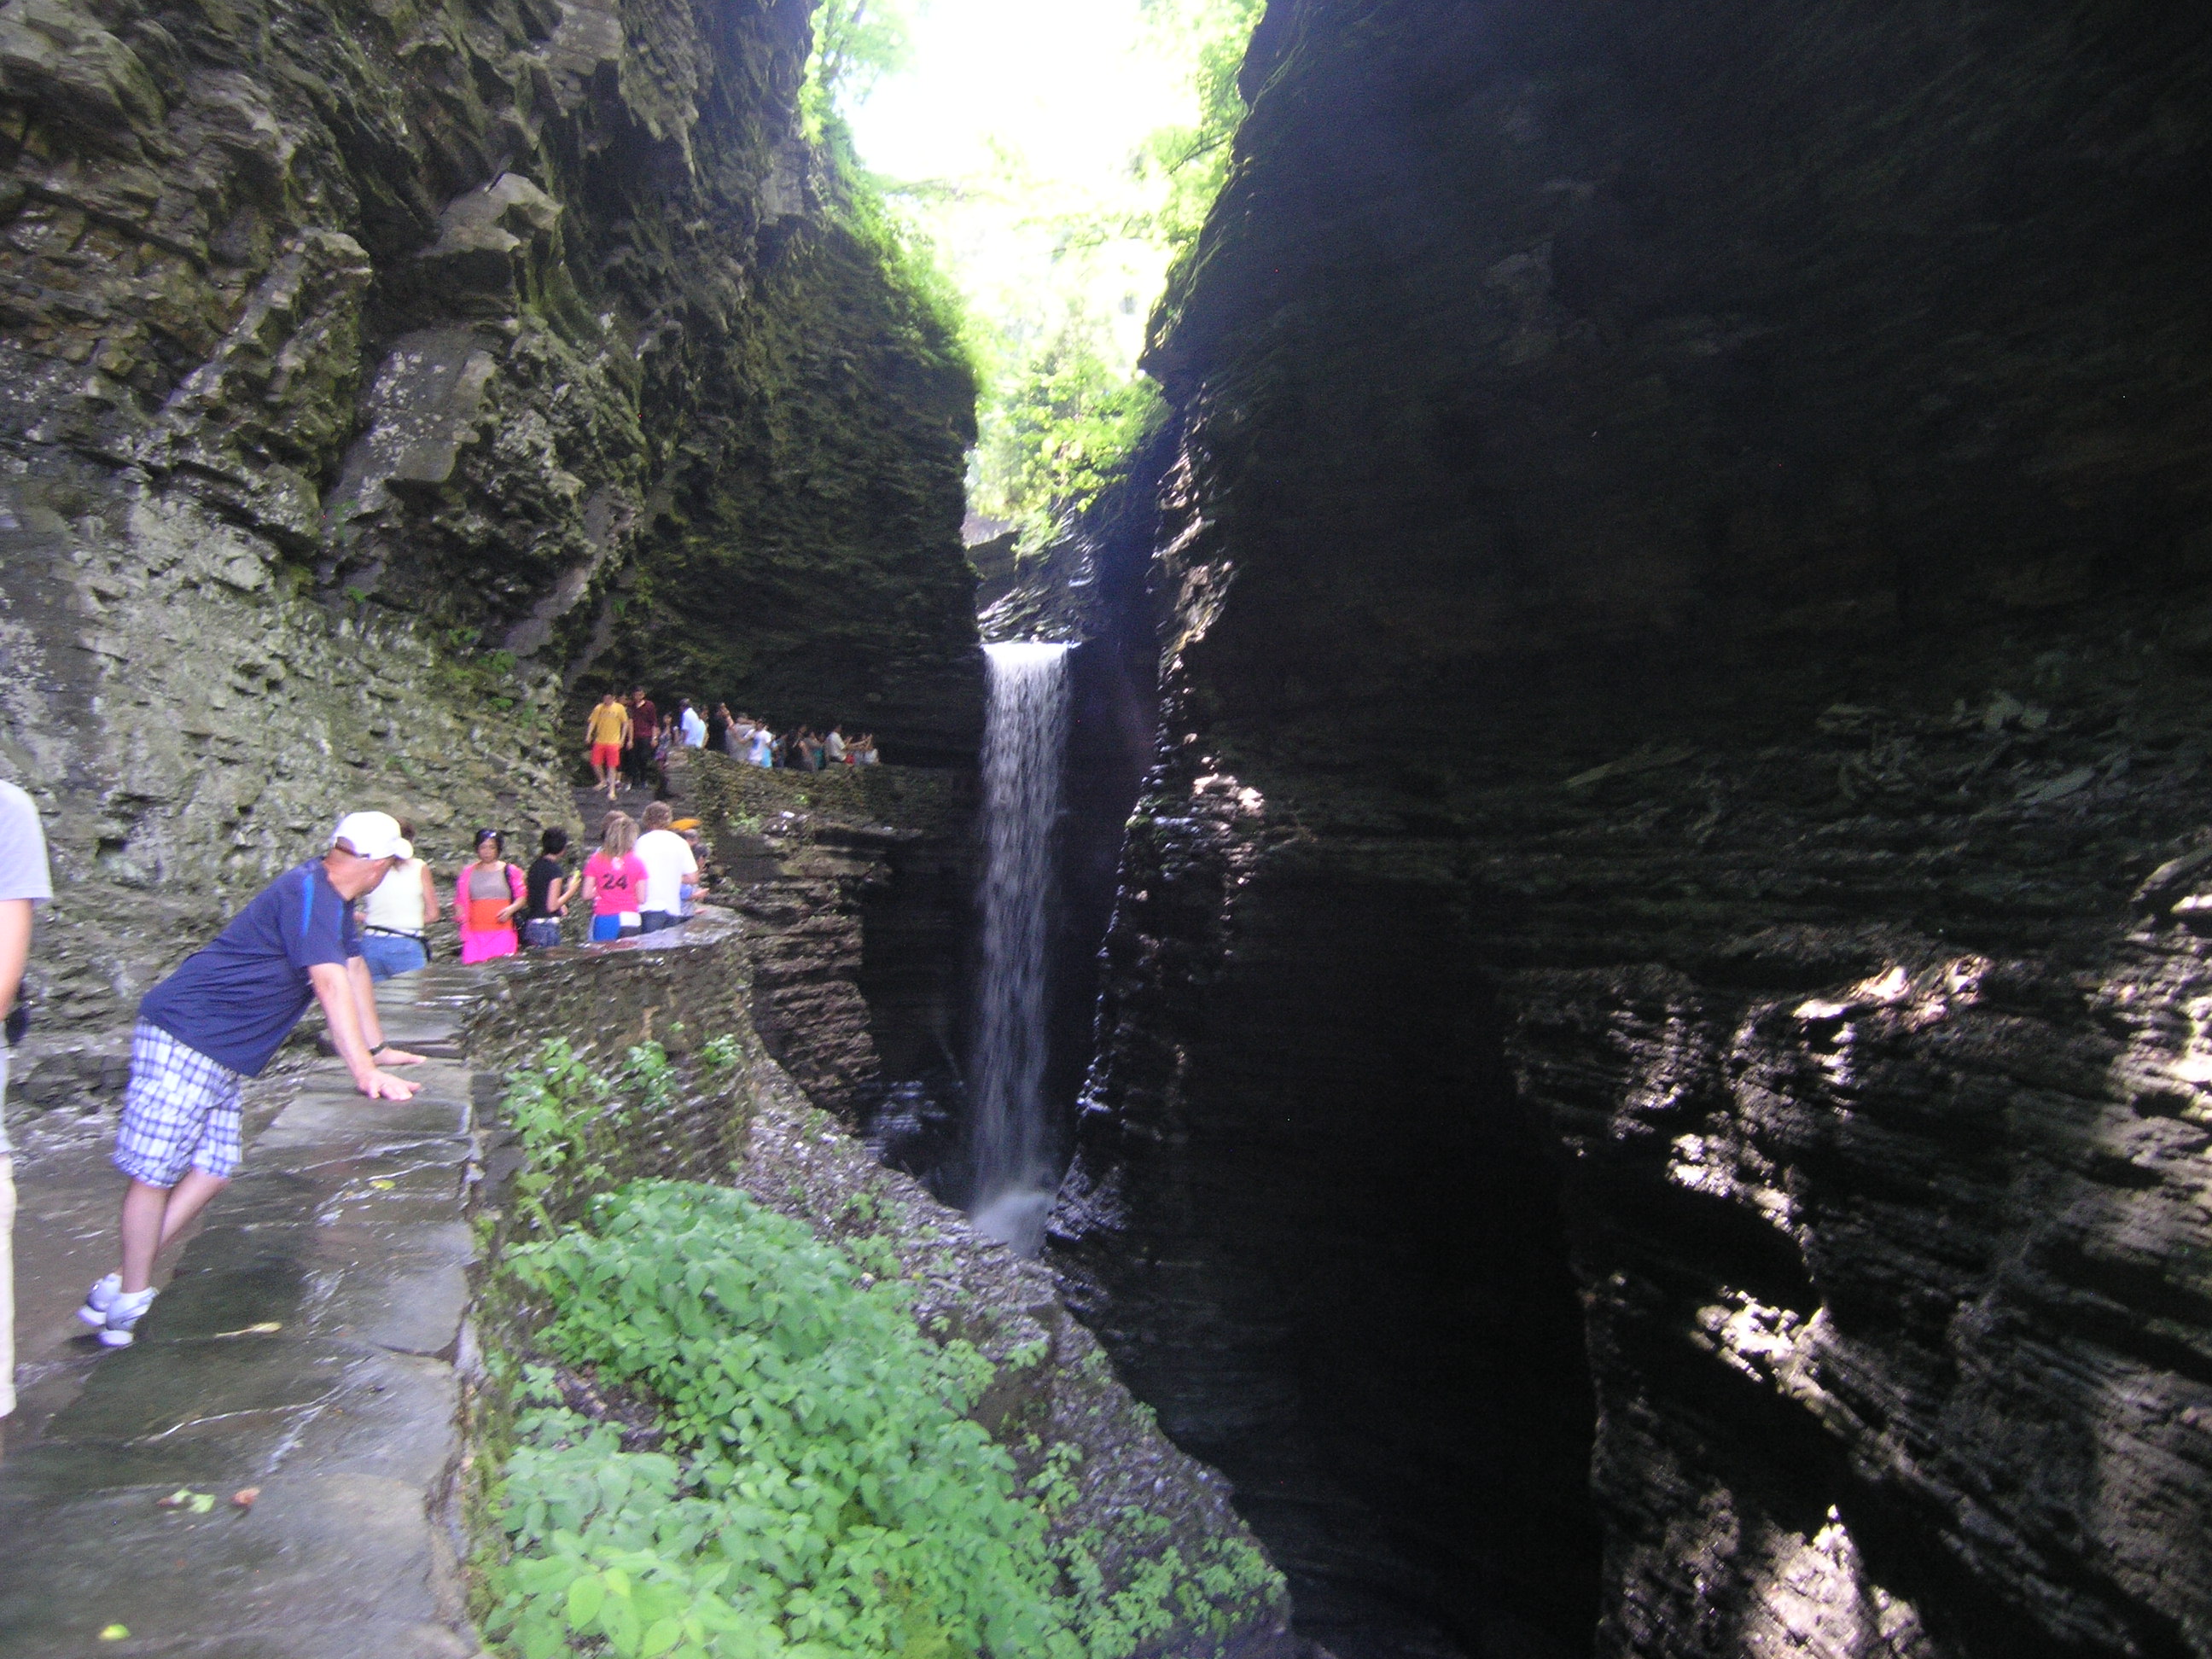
[638,911,683,934]
[359,934,428,981]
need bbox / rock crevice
[1059,3,2212,1655]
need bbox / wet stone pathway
[0,967,489,1656]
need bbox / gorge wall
[1057,3,2212,1656]
[0,0,983,1035]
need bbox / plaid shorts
[114,1020,246,1186]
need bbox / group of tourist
[358,807,707,971]
[586,688,880,800]
[0,678,888,1395]
[0,784,719,1375]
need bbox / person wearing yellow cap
[76,811,428,1348]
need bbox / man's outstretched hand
[358,1068,421,1100]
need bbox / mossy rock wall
[0,0,982,1026]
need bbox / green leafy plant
[501,1039,719,1233]
[969,315,1167,553]
[1134,0,1267,266]
[486,1181,1085,1659]
[805,0,919,117]
[478,1052,1286,1659]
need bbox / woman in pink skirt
[455,829,525,963]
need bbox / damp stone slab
[0,967,489,1656]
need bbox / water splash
[967,641,1072,1254]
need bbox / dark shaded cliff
[0,0,981,1032]
[1057,3,2212,1656]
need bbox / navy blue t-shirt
[140,860,362,1075]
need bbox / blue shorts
[115,1021,246,1187]
[590,915,622,942]
[359,934,428,981]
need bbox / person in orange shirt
[585,691,631,801]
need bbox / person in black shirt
[521,827,578,949]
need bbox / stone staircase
[571,777,662,830]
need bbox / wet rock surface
[0,911,1306,1656]
[0,968,486,1656]
[1061,3,2212,1656]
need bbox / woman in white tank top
[358,823,439,981]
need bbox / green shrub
[485,1180,1080,1659]
[478,1048,1285,1659]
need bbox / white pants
[0,1153,13,1418]
[1,1047,15,1417]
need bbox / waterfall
[967,641,1073,1254]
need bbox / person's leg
[118,1170,228,1294]
[166,1170,229,1244]
[116,1146,232,1293]
[117,1178,169,1293]
[0,1155,14,1419]
[109,1025,236,1292]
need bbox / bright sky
[847,0,1185,196]
[843,0,1194,374]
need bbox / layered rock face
[1059,3,2212,1656]
[683,754,975,1138]
[0,0,981,1031]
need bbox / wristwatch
[369,1041,387,1056]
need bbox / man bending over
[79,812,426,1347]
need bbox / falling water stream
[966,641,1073,1254]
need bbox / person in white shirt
[678,701,707,748]
[747,721,776,768]
[824,725,847,765]
[632,801,698,934]
[356,819,440,980]
[0,780,52,1414]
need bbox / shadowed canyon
[2,0,2210,1656]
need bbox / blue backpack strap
[300,865,317,946]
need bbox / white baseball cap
[331,811,412,861]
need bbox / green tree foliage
[963,0,1261,544]
[970,310,1165,547]
[806,0,1264,547]
[806,0,921,114]
[1132,0,1267,265]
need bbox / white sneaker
[77,1273,120,1327]
[99,1287,157,1348]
